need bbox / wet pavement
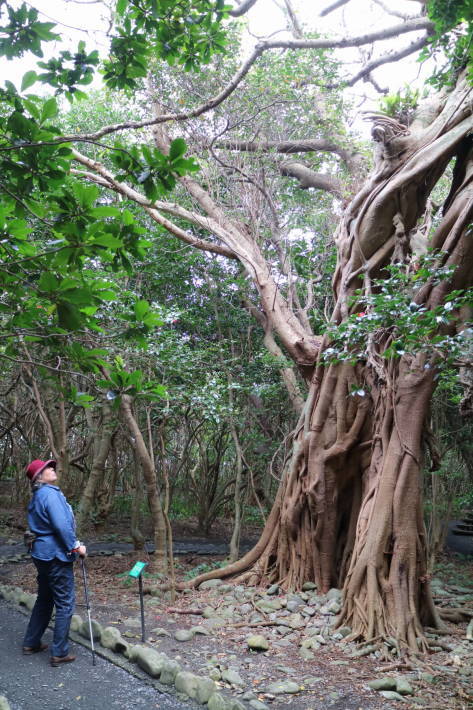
[0,599,195,710]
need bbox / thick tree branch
[214,138,356,167]
[280,161,344,197]
[229,0,260,16]
[320,0,352,17]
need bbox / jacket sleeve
[43,489,77,553]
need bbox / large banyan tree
[67,0,473,651]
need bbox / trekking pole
[80,556,96,666]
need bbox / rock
[80,619,102,641]
[175,671,216,704]
[23,594,36,611]
[267,680,300,694]
[249,701,269,710]
[199,579,223,589]
[325,588,342,601]
[467,618,473,641]
[151,627,171,637]
[70,614,83,632]
[301,605,315,616]
[380,690,407,701]
[418,673,434,684]
[255,599,282,612]
[396,677,414,695]
[337,625,351,638]
[242,691,257,701]
[351,644,376,658]
[174,629,195,642]
[0,696,11,710]
[221,669,245,687]
[134,647,168,677]
[209,668,221,681]
[299,647,315,660]
[228,700,246,710]
[208,693,228,710]
[368,678,397,691]
[300,638,320,651]
[160,659,182,685]
[190,625,210,636]
[247,635,269,651]
[288,613,305,629]
[100,627,129,654]
[323,601,341,614]
[266,584,279,595]
[203,606,218,618]
[302,582,317,591]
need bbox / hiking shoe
[50,654,76,667]
[22,643,48,655]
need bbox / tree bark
[121,394,167,570]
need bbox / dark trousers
[23,558,75,658]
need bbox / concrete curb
[0,583,243,709]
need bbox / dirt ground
[1,503,472,710]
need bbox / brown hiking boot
[50,654,76,667]
[22,643,48,655]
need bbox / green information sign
[128,561,148,578]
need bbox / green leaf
[21,70,38,91]
[57,301,82,330]
[91,206,121,217]
[134,299,150,320]
[40,97,58,122]
[38,272,59,292]
[169,137,187,161]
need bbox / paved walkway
[0,599,194,710]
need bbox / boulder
[266,680,300,694]
[199,579,223,590]
[208,693,228,710]
[100,627,129,654]
[79,619,102,641]
[134,647,168,678]
[0,696,11,710]
[247,635,269,651]
[70,614,83,632]
[160,658,182,685]
[221,669,245,687]
[175,671,216,704]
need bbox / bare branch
[320,0,352,17]
[280,161,344,197]
[283,0,303,38]
[331,35,431,89]
[372,0,416,20]
[229,0,260,17]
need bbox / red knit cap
[25,459,56,481]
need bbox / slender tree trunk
[130,449,145,551]
[75,401,116,534]
[121,394,167,571]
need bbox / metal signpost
[128,561,148,642]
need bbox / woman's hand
[77,545,87,558]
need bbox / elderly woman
[22,459,86,667]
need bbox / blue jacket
[28,484,79,562]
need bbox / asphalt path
[0,599,196,710]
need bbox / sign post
[128,561,148,642]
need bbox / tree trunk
[180,74,473,652]
[121,394,167,571]
[75,401,116,534]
